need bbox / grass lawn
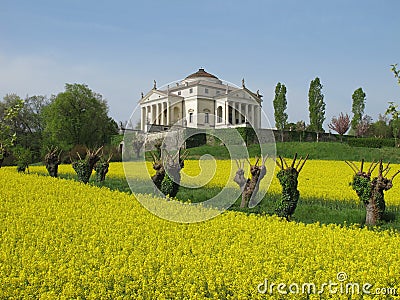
[186,142,400,162]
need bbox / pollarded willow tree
[149,146,188,198]
[71,147,103,183]
[150,151,165,193]
[159,149,188,198]
[346,159,400,226]
[234,156,268,208]
[44,146,62,177]
[94,154,113,183]
[275,153,308,220]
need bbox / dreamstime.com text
[257,272,398,296]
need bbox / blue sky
[1,0,399,129]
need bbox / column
[255,105,260,129]
[231,102,235,125]
[239,103,243,124]
[156,103,160,125]
[236,103,240,125]
[236,102,239,125]
[146,106,151,132]
[166,101,170,126]
[225,101,228,125]
[151,104,155,124]
[161,102,165,125]
[245,104,249,124]
[252,105,256,127]
[141,107,145,131]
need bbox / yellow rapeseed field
[29,158,400,205]
[0,168,399,299]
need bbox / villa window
[178,91,181,95]
[189,88,193,93]
[205,112,209,124]
[189,112,193,123]
[217,106,223,123]
[205,88,209,94]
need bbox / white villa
[139,68,262,132]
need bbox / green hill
[186,142,400,163]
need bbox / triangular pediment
[139,89,168,104]
[230,89,246,98]
[225,88,260,102]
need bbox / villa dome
[184,68,221,84]
[185,68,218,79]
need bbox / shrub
[185,132,207,148]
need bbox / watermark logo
[257,272,398,296]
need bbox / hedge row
[184,128,258,148]
[346,138,395,148]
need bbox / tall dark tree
[42,83,118,150]
[351,88,366,134]
[273,82,288,142]
[308,77,326,142]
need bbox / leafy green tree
[385,102,400,145]
[13,146,32,173]
[308,77,326,142]
[351,88,366,134]
[0,98,24,167]
[42,83,118,150]
[1,94,49,162]
[391,63,400,85]
[369,114,391,138]
[273,82,288,142]
[386,63,400,145]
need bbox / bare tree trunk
[159,148,188,198]
[95,160,110,183]
[235,157,268,208]
[45,147,62,178]
[365,200,379,226]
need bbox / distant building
[139,68,263,132]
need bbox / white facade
[139,69,263,132]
